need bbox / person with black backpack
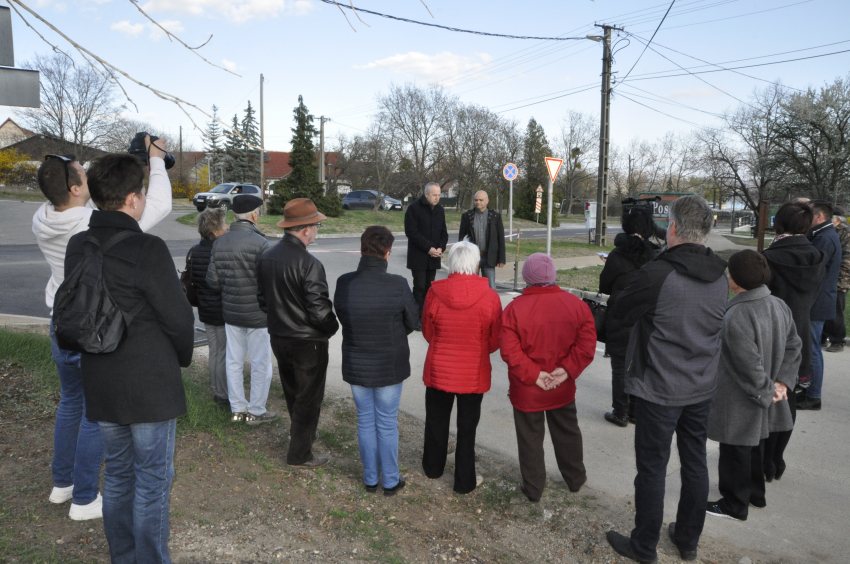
[32,138,173,522]
[57,153,194,563]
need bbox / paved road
[2,198,847,562]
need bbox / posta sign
[637,192,695,228]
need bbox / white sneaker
[49,485,74,504]
[476,475,484,488]
[69,493,103,521]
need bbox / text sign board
[637,192,695,228]
[503,163,518,181]
[545,157,563,183]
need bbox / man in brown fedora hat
[258,198,339,469]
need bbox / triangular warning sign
[545,157,563,183]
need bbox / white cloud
[355,52,492,83]
[149,19,185,41]
[140,0,313,23]
[668,88,720,100]
[222,59,238,71]
[111,20,145,36]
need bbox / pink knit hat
[522,253,556,285]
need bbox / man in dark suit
[404,182,448,322]
[458,190,506,289]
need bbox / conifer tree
[240,100,261,186]
[269,95,342,216]
[203,105,224,186]
[224,114,245,182]
[515,118,557,224]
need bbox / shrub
[171,181,208,199]
[0,148,38,189]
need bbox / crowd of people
[30,141,847,564]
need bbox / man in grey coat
[207,195,277,425]
[706,250,801,522]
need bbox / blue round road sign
[503,163,518,181]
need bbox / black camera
[128,132,175,170]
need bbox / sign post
[535,185,543,224]
[502,163,518,240]
[544,157,564,257]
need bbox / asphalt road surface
[2,198,847,563]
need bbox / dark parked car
[342,190,403,211]
[193,184,261,212]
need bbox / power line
[618,83,725,117]
[622,47,850,83]
[616,0,741,28]
[618,0,676,84]
[617,92,722,132]
[496,85,597,114]
[630,0,813,33]
[318,0,587,40]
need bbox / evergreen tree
[203,105,224,186]
[515,118,557,223]
[224,114,245,182]
[240,100,261,186]
[269,95,342,217]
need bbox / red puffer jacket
[500,285,597,412]
[422,274,502,394]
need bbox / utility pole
[260,74,265,201]
[179,125,184,185]
[594,24,623,247]
[628,154,632,194]
[318,116,331,191]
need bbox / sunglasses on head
[44,154,74,192]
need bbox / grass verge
[556,265,603,293]
[510,237,614,262]
[0,190,47,202]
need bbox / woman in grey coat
[706,250,801,522]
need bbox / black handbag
[180,249,199,307]
[583,293,607,343]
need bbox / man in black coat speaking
[404,182,448,321]
[458,190,506,289]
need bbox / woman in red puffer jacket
[421,240,502,494]
[500,253,597,502]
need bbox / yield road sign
[545,157,563,183]
[503,163,518,181]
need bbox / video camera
[621,195,666,243]
[128,132,176,170]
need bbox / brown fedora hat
[276,198,328,228]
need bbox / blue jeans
[50,324,103,505]
[350,383,403,488]
[479,256,496,289]
[100,419,176,564]
[809,320,825,399]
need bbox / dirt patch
[1,355,768,564]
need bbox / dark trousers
[270,337,329,465]
[610,355,635,418]
[512,402,586,500]
[411,269,437,320]
[630,397,711,562]
[823,290,847,343]
[422,387,482,494]
[717,442,765,520]
[763,391,796,478]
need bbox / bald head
[473,190,489,212]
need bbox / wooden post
[757,201,770,251]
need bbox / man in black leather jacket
[258,198,339,469]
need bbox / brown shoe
[287,456,330,469]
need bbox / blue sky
[2,0,849,153]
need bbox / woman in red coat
[421,240,502,494]
[500,253,597,501]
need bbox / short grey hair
[424,182,441,196]
[669,195,713,244]
[234,209,258,221]
[197,208,226,241]
[447,240,480,275]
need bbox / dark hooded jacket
[190,238,224,326]
[610,243,729,407]
[763,235,825,379]
[808,221,842,321]
[599,235,661,356]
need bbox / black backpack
[53,231,146,354]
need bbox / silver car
[193,183,262,212]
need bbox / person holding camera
[32,136,173,521]
[62,152,194,562]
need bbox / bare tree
[482,117,522,212]
[774,74,850,203]
[15,53,123,157]
[699,84,787,212]
[376,83,455,191]
[98,117,165,153]
[441,102,501,209]
[557,110,597,215]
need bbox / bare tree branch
[332,0,357,32]
[349,0,371,26]
[6,1,75,63]
[128,0,240,76]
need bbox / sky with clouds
[2,0,849,155]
